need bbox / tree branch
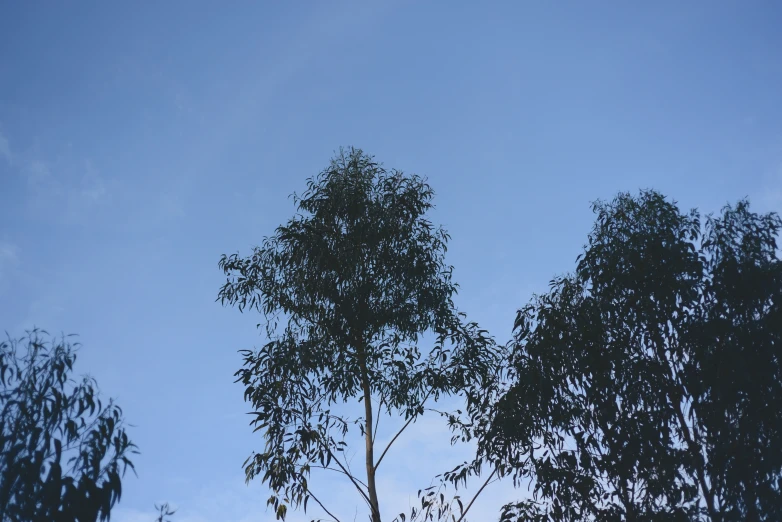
[454,467,497,522]
[651,341,717,520]
[289,408,369,508]
[374,415,415,471]
[372,397,383,446]
[375,389,433,471]
[305,486,342,522]
[309,465,369,489]
[322,443,372,507]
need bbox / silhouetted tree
[472,191,782,521]
[218,148,503,522]
[0,329,136,522]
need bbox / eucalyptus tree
[218,148,503,522]
[0,329,136,522]
[471,191,782,521]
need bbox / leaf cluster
[0,329,137,522]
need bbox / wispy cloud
[0,241,19,263]
[764,164,782,210]
[0,241,20,297]
[0,241,19,279]
[0,129,11,164]
[19,155,113,222]
[12,295,67,334]
[78,161,108,203]
[756,142,782,214]
[25,159,55,189]
[1,126,110,214]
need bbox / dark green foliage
[218,148,502,522]
[0,329,136,522]
[478,191,782,521]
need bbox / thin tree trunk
[675,405,717,520]
[358,344,381,522]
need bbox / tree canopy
[0,329,136,522]
[218,148,502,522]
[472,191,782,521]
[6,158,778,522]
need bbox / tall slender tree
[218,148,503,522]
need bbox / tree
[217,148,502,522]
[473,191,782,521]
[0,329,137,522]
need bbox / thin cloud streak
[0,129,11,164]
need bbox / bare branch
[309,465,369,489]
[455,467,497,522]
[290,406,371,509]
[372,396,384,446]
[305,486,342,522]
[322,443,372,507]
[374,414,415,471]
[375,389,433,471]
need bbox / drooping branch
[374,415,415,472]
[292,408,372,509]
[375,389,433,471]
[303,484,343,522]
[320,441,372,508]
[454,467,498,522]
[308,465,369,489]
[372,397,383,446]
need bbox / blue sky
[1,1,781,521]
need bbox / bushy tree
[474,191,782,521]
[0,329,136,522]
[218,148,503,522]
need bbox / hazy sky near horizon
[1,1,781,521]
